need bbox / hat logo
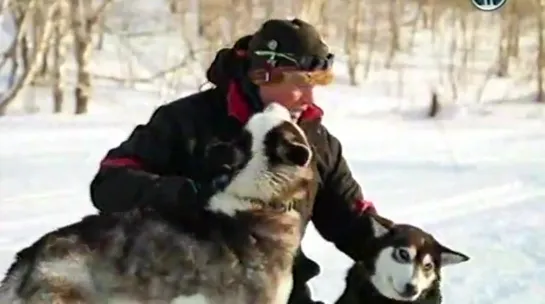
[471,0,507,11]
[267,40,278,50]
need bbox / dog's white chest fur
[274,273,294,304]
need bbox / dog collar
[265,199,296,212]
[246,198,297,212]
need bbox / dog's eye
[394,248,411,262]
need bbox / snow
[2,5,545,303]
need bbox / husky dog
[0,102,315,304]
[335,213,469,304]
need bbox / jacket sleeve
[90,105,199,214]
[311,127,376,261]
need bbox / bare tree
[385,0,401,69]
[70,0,113,114]
[2,0,545,117]
[297,0,327,25]
[0,0,58,116]
[497,9,511,77]
[536,0,545,102]
[362,4,378,80]
[344,0,361,85]
[52,0,70,113]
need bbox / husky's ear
[439,244,470,266]
[369,213,394,238]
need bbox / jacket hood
[205,35,253,89]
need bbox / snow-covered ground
[1,88,544,303]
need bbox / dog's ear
[369,213,394,238]
[438,243,470,266]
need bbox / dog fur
[0,103,315,304]
[335,213,469,304]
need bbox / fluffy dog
[0,102,314,304]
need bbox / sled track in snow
[392,181,543,224]
[0,190,81,205]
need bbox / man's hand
[193,173,232,203]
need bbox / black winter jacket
[89,40,376,303]
[90,85,375,255]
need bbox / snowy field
[1,86,545,303]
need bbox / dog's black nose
[403,283,418,297]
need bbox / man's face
[259,82,314,115]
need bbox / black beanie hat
[247,18,331,71]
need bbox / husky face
[207,102,313,216]
[368,214,469,302]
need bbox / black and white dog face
[206,102,313,216]
[368,214,469,302]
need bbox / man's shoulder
[159,87,224,116]
[143,87,226,133]
[302,121,339,149]
[301,122,344,170]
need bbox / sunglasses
[249,51,335,86]
[249,68,333,86]
[253,51,334,71]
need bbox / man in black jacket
[90,18,376,304]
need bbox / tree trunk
[71,0,93,114]
[385,0,400,69]
[536,0,544,103]
[344,0,361,85]
[52,0,70,113]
